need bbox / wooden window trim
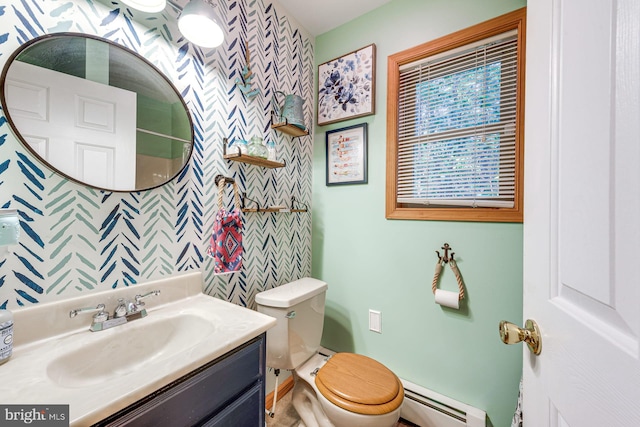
[386,7,526,223]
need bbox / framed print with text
[325,123,368,186]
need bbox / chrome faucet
[69,290,161,332]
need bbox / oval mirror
[0,33,193,192]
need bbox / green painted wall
[312,1,526,426]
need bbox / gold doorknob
[499,319,541,355]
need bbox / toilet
[256,278,404,427]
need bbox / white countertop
[0,272,276,426]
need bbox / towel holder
[214,174,235,186]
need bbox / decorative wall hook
[234,41,260,100]
[436,243,455,263]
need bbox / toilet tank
[255,278,328,370]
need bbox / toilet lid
[315,353,404,415]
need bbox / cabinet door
[95,334,265,427]
[201,383,262,427]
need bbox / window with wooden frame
[386,8,526,222]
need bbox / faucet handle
[93,308,109,323]
[134,290,161,307]
[70,303,107,319]
[70,303,109,328]
[114,298,127,318]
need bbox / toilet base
[291,353,402,427]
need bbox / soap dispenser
[0,309,13,365]
[0,209,19,364]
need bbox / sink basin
[3,271,276,426]
[47,313,216,388]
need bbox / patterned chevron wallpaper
[0,0,313,309]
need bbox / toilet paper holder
[432,243,465,308]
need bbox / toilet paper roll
[434,289,460,309]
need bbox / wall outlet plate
[369,309,382,334]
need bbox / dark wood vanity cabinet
[93,334,266,427]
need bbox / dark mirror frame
[0,33,194,193]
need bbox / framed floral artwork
[317,44,376,126]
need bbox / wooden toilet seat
[314,352,404,415]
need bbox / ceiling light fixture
[123,0,225,48]
[120,0,167,13]
[177,0,225,48]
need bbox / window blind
[396,30,519,208]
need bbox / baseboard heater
[400,379,486,427]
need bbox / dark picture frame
[317,44,376,126]
[325,123,368,186]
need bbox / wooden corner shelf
[270,122,309,138]
[242,208,308,213]
[241,192,309,214]
[223,153,285,169]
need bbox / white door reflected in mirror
[6,61,136,190]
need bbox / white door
[5,61,137,190]
[522,0,640,425]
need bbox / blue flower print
[318,45,375,124]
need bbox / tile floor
[266,389,418,427]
